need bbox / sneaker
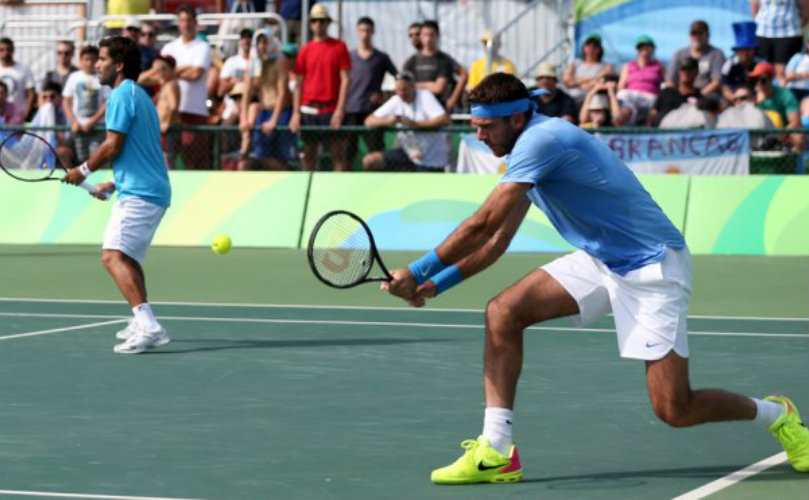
[431,436,522,484]
[113,322,170,354]
[116,318,136,340]
[765,395,809,472]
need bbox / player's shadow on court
[145,337,456,354]
[521,464,750,490]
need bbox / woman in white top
[562,33,614,104]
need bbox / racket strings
[311,215,374,286]
[0,131,58,181]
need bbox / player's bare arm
[385,182,531,301]
[63,130,125,185]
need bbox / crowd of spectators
[2,0,809,171]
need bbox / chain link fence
[3,125,808,174]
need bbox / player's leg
[483,268,579,409]
[432,261,594,485]
[102,249,147,306]
[645,351,756,427]
[102,198,169,353]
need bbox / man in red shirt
[289,3,351,171]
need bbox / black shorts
[344,112,385,152]
[300,112,344,146]
[382,149,445,172]
[757,36,803,65]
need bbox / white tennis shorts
[103,197,166,263]
[542,247,692,361]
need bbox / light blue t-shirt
[106,79,171,207]
[500,114,684,275]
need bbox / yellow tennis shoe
[430,436,522,484]
[765,395,809,472]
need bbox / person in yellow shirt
[468,31,516,90]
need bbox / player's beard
[100,67,118,87]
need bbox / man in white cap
[531,62,576,123]
[289,3,351,171]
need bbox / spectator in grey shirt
[666,20,725,98]
[345,17,397,167]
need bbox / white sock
[482,407,513,455]
[132,303,160,331]
[752,398,785,429]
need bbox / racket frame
[307,209,393,289]
[0,130,102,195]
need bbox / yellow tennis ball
[212,234,232,255]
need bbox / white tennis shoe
[113,322,170,354]
[116,318,136,340]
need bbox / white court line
[0,319,128,342]
[671,452,787,500]
[0,312,805,339]
[0,489,205,500]
[0,297,806,322]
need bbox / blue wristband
[431,265,463,295]
[408,249,446,285]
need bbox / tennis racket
[0,130,106,198]
[307,210,393,289]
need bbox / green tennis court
[0,245,806,500]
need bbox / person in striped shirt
[752,0,808,86]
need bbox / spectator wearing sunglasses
[717,85,773,129]
[42,41,77,93]
[408,22,423,52]
[752,61,803,151]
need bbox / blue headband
[470,89,549,118]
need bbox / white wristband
[78,162,92,177]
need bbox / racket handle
[79,182,109,200]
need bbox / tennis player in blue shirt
[64,36,172,354]
[384,73,808,483]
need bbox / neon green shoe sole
[765,395,809,472]
[430,436,523,485]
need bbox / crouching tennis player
[64,36,171,354]
[383,73,808,484]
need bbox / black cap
[679,57,698,72]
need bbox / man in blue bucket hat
[721,21,763,103]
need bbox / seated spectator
[666,20,725,99]
[753,0,804,86]
[722,22,762,104]
[579,78,633,127]
[531,63,576,123]
[617,34,664,123]
[0,37,36,124]
[123,17,159,71]
[139,22,160,70]
[62,45,109,165]
[785,34,809,110]
[717,86,773,129]
[562,33,615,105]
[468,30,516,91]
[562,33,614,105]
[241,31,294,171]
[659,98,717,129]
[752,61,803,151]
[403,20,468,112]
[363,72,450,172]
[345,17,397,168]
[160,5,212,170]
[219,28,253,99]
[140,55,180,168]
[42,41,77,92]
[36,81,71,164]
[578,93,612,128]
[648,57,701,126]
[0,81,16,124]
